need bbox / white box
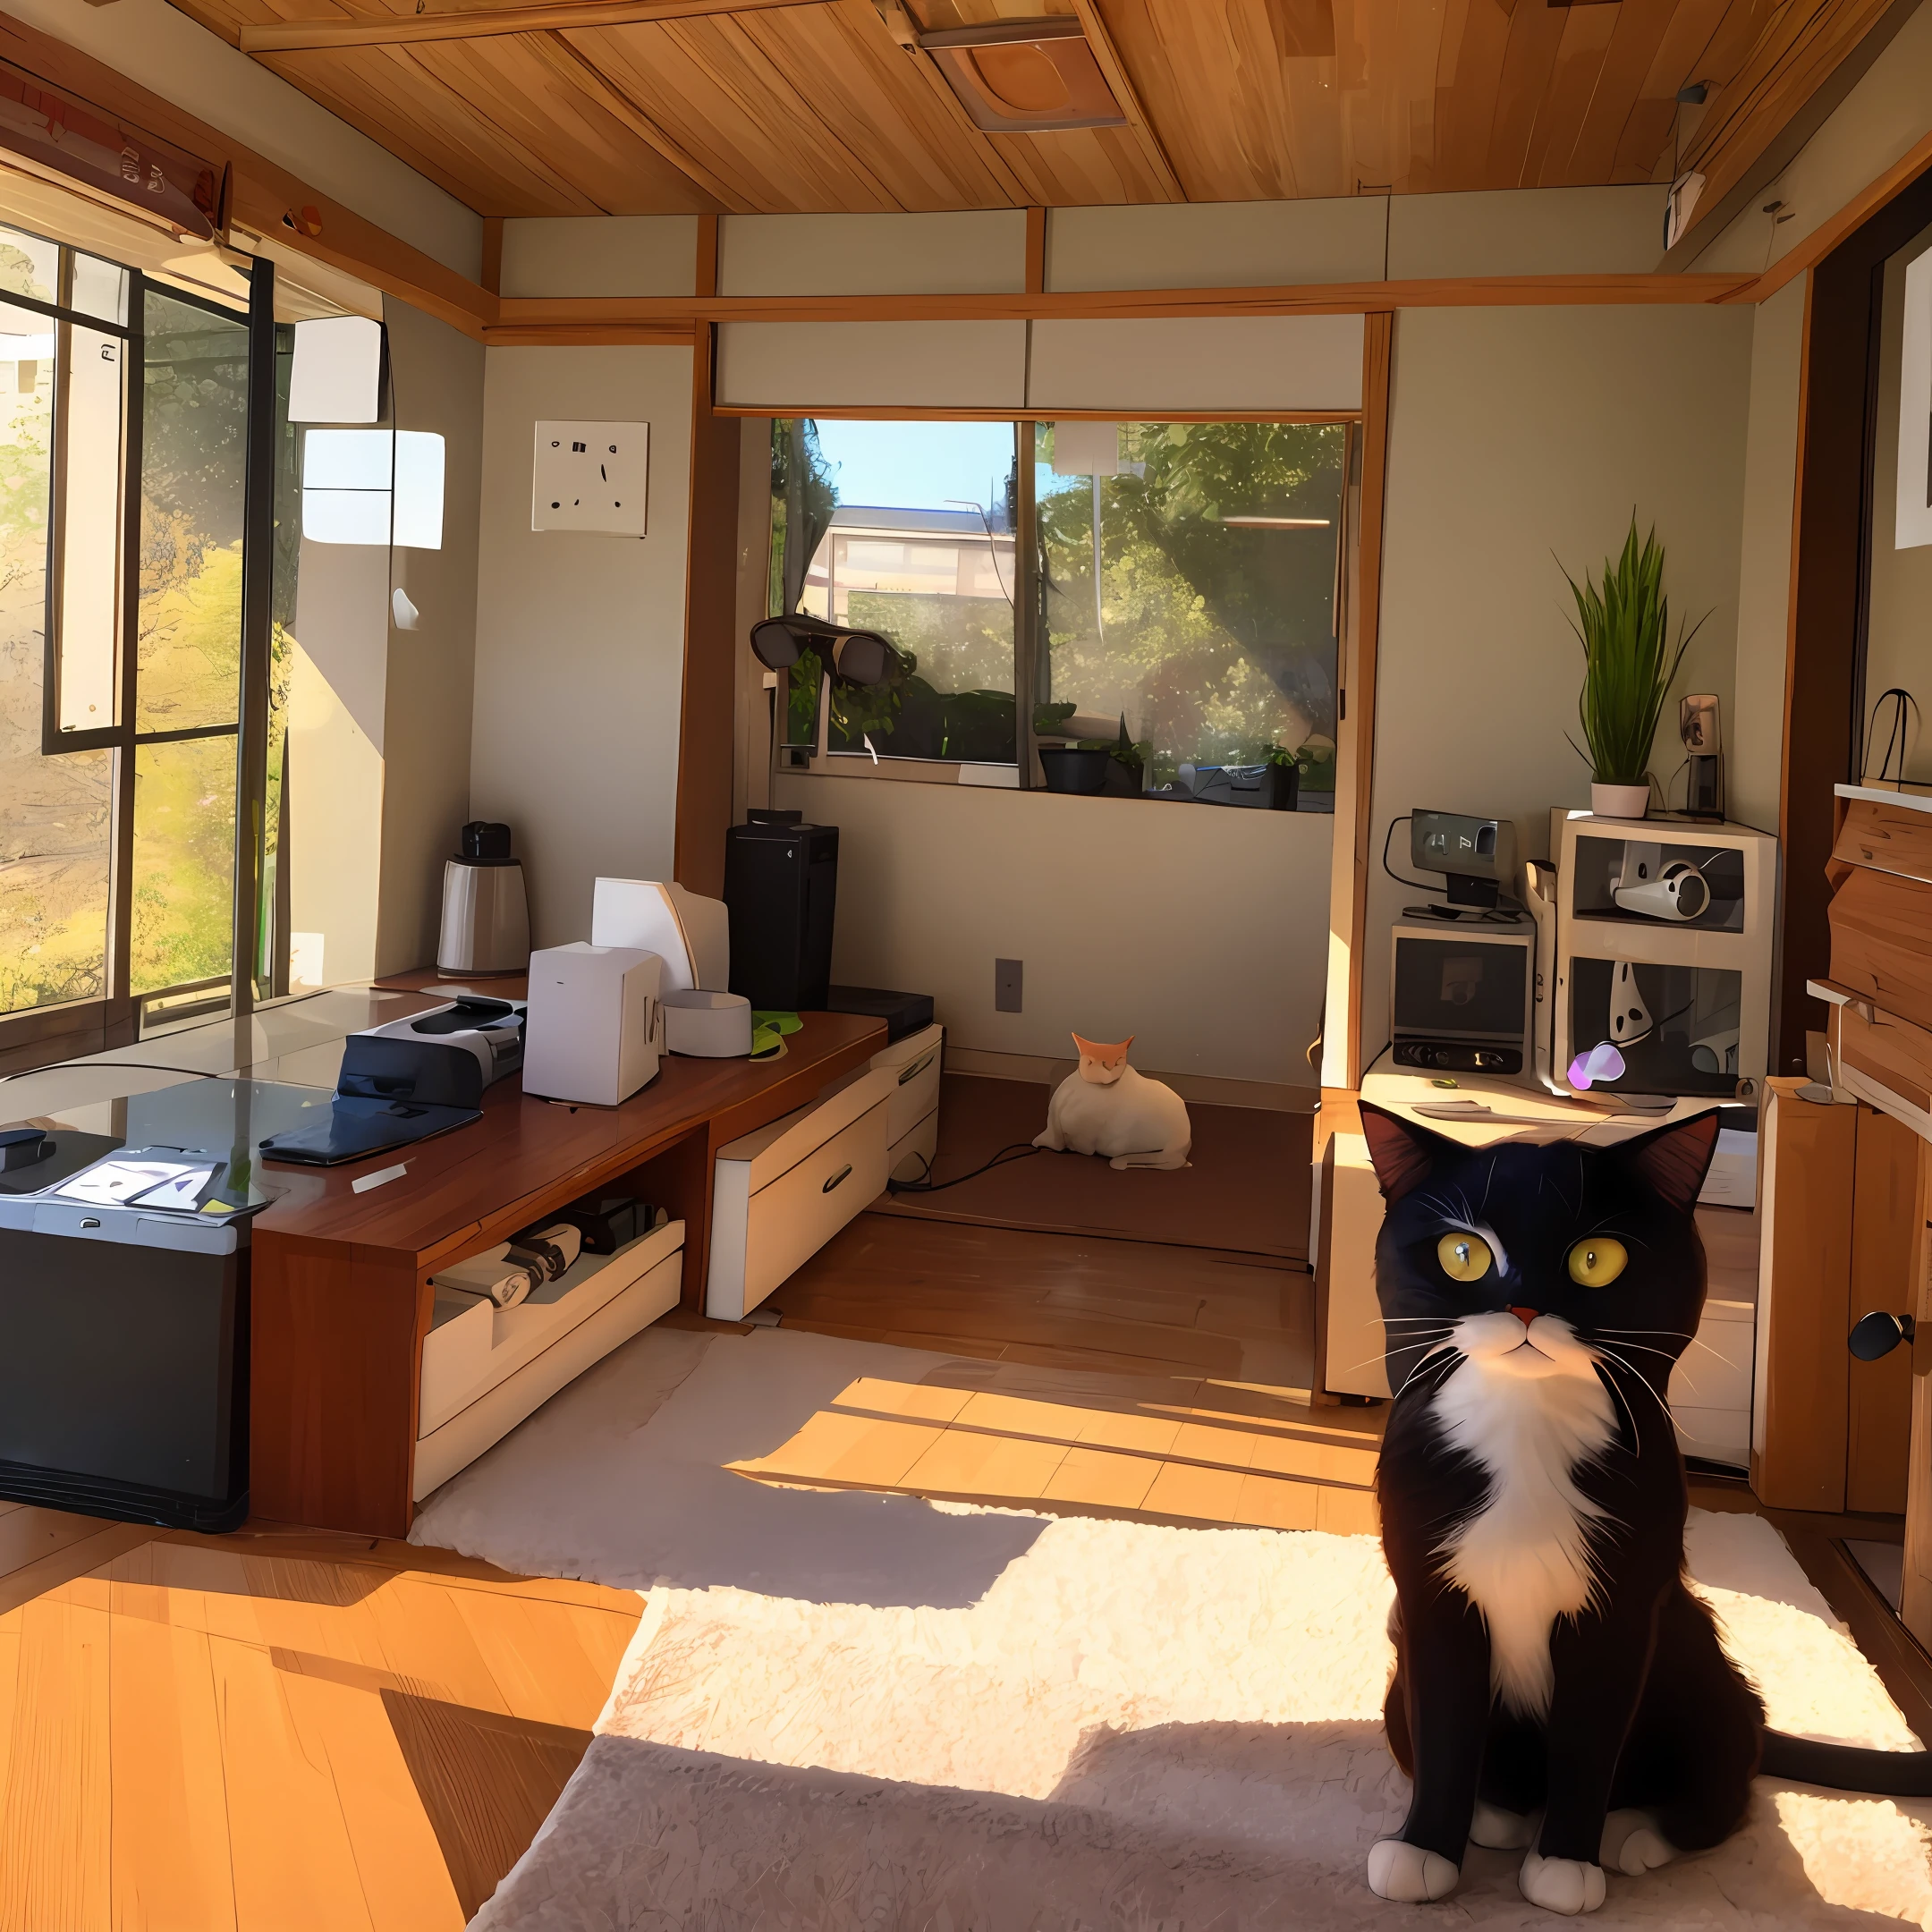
[522,942,663,1106]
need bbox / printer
[258,995,525,1166]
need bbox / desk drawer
[1835,797,1932,885]
[1828,865,1932,1033]
[874,1023,943,1145]
[708,1095,889,1320]
[888,1106,937,1184]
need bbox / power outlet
[531,420,648,536]
[995,958,1022,1013]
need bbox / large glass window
[773,418,1019,764]
[0,233,114,1012]
[768,416,1345,804]
[1035,421,1344,800]
[0,219,253,1022]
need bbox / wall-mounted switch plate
[532,420,648,536]
[995,958,1022,1013]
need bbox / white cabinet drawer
[887,1106,937,1184]
[709,1095,889,1320]
[420,1219,684,1438]
[872,1023,943,1146]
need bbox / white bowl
[663,988,754,1058]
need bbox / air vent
[918,16,1126,131]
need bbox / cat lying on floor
[1358,1103,1932,1916]
[1034,1034,1191,1171]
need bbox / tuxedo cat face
[1358,1106,1720,1394]
[1072,1034,1132,1085]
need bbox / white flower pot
[1590,782,1649,819]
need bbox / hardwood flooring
[877,1073,1312,1260]
[0,1507,640,1931]
[768,1209,1317,1386]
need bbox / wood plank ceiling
[168,0,1895,227]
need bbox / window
[769,416,1347,805]
[0,220,258,1023]
[773,418,1018,765]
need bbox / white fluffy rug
[411,1326,1050,1607]
[471,1480,1932,1929]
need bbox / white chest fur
[1428,1358,1615,1718]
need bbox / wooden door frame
[1777,170,1932,1075]
[1318,310,1395,1111]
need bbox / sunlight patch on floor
[725,1370,1381,1532]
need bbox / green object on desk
[750,1012,801,1061]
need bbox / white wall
[1045,187,1668,291]
[1865,221,1932,780]
[470,346,694,950]
[1689,0,1932,280]
[1730,277,1807,831]
[4,0,480,279]
[1363,303,1755,1067]
[500,217,699,299]
[377,297,485,975]
[771,772,1331,1088]
[720,212,1026,294]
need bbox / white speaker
[521,944,664,1106]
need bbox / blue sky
[813,419,1017,514]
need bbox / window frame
[0,216,270,1049]
[770,410,1360,799]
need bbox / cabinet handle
[822,1165,852,1194]
[898,1054,936,1085]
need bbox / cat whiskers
[1339,1331,1454,1379]
[1597,1342,1698,1404]
[1598,1326,1729,1372]
[1591,1358,1646,1456]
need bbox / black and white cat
[1360,1102,1932,1916]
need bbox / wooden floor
[0,1507,640,1931]
[4,1203,1928,1924]
[768,1209,1317,1387]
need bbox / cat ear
[1612,1108,1722,1216]
[1357,1103,1461,1202]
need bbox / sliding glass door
[0,219,267,1051]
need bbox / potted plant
[1563,518,1703,820]
[1257,742,1301,811]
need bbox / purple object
[1568,1041,1626,1089]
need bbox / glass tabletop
[0,1078,339,1206]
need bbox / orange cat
[1034,1033,1191,1170]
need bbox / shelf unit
[1543,809,1777,1103]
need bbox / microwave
[1389,920,1534,1078]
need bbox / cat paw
[1470,1801,1536,1849]
[1367,1839,1460,1902]
[1519,1852,1606,1915]
[1598,1809,1679,1877]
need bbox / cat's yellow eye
[1568,1237,1628,1287]
[1436,1233,1493,1282]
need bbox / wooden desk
[249,1006,886,1538]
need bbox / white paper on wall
[532,420,648,536]
[287,315,384,424]
[1898,247,1932,550]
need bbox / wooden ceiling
[169,0,1895,235]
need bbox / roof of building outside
[827,504,1012,538]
